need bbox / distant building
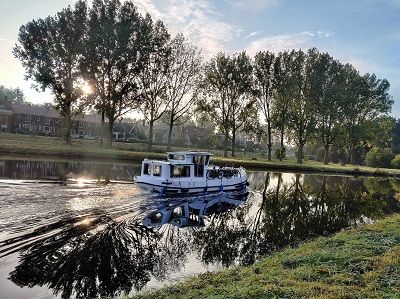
[11,103,60,135]
[0,99,13,132]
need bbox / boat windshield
[170,165,190,177]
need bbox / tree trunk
[64,115,72,145]
[297,144,303,163]
[107,119,113,148]
[267,119,272,161]
[223,133,229,157]
[148,120,154,152]
[349,143,355,165]
[231,129,236,157]
[323,144,330,164]
[100,110,105,147]
[279,128,284,161]
[167,113,174,151]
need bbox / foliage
[0,85,25,102]
[391,154,400,169]
[365,147,395,168]
[14,0,89,143]
[200,51,255,157]
[253,51,277,161]
[137,15,172,151]
[163,34,203,150]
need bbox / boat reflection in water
[1,171,399,299]
[143,192,249,228]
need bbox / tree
[253,51,278,161]
[0,85,25,102]
[342,66,393,164]
[164,34,202,151]
[137,15,171,151]
[14,0,88,144]
[272,51,293,161]
[308,51,345,164]
[81,0,147,147]
[201,51,254,157]
[286,49,316,163]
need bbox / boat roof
[166,151,213,156]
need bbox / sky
[0,0,399,115]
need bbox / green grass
[135,214,400,299]
[1,133,400,176]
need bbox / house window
[45,117,51,125]
[170,165,190,177]
[153,164,162,177]
[17,114,20,119]
[36,116,40,121]
[143,163,151,175]
[25,115,32,122]
[79,122,84,128]
[0,105,5,109]
[55,118,58,123]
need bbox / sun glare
[81,81,92,95]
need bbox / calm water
[0,159,399,299]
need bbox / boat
[135,151,248,195]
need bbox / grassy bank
[1,133,400,176]
[136,214,400,299]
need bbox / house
[71,114,102,138]
[11,103,60,135]
[0,99,13,132]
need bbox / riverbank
[136,214,400,299]
[1,133,400,177]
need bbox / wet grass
[1,133,400,176]
[135,214,400,299]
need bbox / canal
[0,158,399,298]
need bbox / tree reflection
[4,214,185,298]
[192,173,400,267]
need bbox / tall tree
[253,51,277,161]
[137,15,171,151]
[342,65,393,164]
[81,0,147,147]
[308,51,345,164]
[201,52,254,157]
[272,51,293,161]
[14,0,88,144]
[286,49,316,163]
[164,34,202,151]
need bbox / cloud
[245,31,316,55]
[229,0,280,11]
[132,0,240,57]
[246,31,262,39]
[316,30,334,38]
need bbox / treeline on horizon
[10,0,398,167]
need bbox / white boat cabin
[136,151,247,194]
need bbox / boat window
[193,156,204,177]
[153,164,162,176]
[205,155,210,165]
[170,165,190,177]
[168,154,185,160]
[143,163,151,175]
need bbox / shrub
[391,154,400,169]
[365,147,395,168]
[274,147,286,160]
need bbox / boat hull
[136,179,248,195]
